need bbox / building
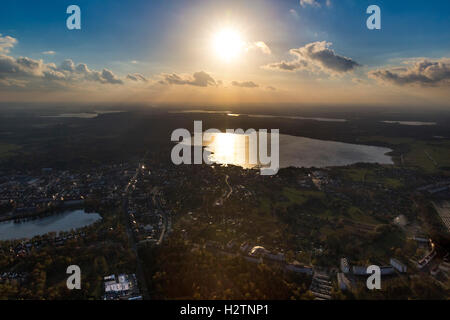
[390,258,407,273]
[340,258,350,274]
[103,273,141,300]
[310,272,332,300]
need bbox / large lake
[40,110,124,119]
[170,110,347,122]
[0,209,102,241]
[198,133,393,169]
[381,120,436,126]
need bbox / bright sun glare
[213,28,245,62]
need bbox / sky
[0,0,449,108]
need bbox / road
[225,174,233,200]
[154,192,169,245]
[214,174,233,206]
[123,159,149,299]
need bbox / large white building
[103,273,141,300]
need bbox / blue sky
[1,0,449,106]
[2,0,449,66]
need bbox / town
[1,155,450,299]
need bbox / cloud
[266,86,277,91]
[251,42,272,55]
[265,60,307,71]
[42,51,56,55]
[52,59,124,84]
[60,59,75,72]
[300,0,321,8]
[0,54,45,78]
[264,41,360,75]
[0,54,124,87]
[101,69,123,84]
[300,0,331,8]
[127,73,148,82]
[231,81,259,88]
[0,34,17,54]
[352,78,365,85]
[290,9,300,19]
[162,71,216,87]
[0,78,28,87]
[368,58,450,87]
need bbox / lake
[382,120,436,126]
[40,110,124,119]
[170,110,347,122]
[201,133,393,169]
[0,209,102,241]
[245,114,347,122]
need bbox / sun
[212,28,245,62]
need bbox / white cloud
[42,51,56,55]
[253,41,271,55]
[300,0,331,8]
[300,0,321,8]
[0,34,18,54]
[245,41,272,55]
[162,71,216,87]
[289,9,300,20]
[0,54,124,87]
[264,41,360,75]
[100,69,123,84]
[127,73,148,82]
[231,81,259,88]
[369,58,450,87]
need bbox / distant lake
[40,110,123,119]
[170,110,347,122]
[245,114,347,122]
[382,120,436,126]
[0,209,101,241]
[196,133,393,169]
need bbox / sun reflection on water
[204,133,256,169]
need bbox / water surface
[0,209,102,240]
[382,120,436,126]
[199,133,393,169]
[170,110,347,122]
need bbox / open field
[339,167,404,189]
[259,187,326,214]
[358,136,450,172]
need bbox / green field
[282,188,325,205]
[347,206,379,224]
[259,187,326,214]
[260,186,380,225]
[358,136,450,172]
[342,168,404,189]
